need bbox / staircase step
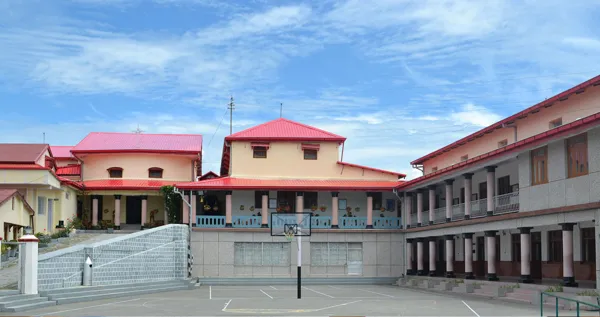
[0,290,19,296]
[0,294,39,302]
[40,279,187,296]
[2,298,56,313]
[54,285,189,305]
[47,281,186,299]
[0,296,52,310]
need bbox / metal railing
[373,217,402,229]
[432,207,446,224]
[451,204,465,221]
[470,198,488,218]
[196,215,226,228]
[422,211,430,225]
[339,217,368,229]
[232,216,262,228]
[311,216,332,228]
[540,291,600,317]
[494,192,520,215]
[410,213,418,227]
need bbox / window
[548,230,562,262]
[254,191,264,209]
[531,146,548,185]
[304,192,318,209]
[371,192,383,209]
[311,242,362,266]
[37,196,46,215]
[108,167,123,178]
[338,199,347,210]
[498,139,508,148]
[497,175,511,195]
[549,118,563,129]
[11,197,14,210]
[386,199,395,211]
[460,188,465,203]
[511,233,521,262]
[234,242,290,266]
[148,167,163,178]
[581,228,595,263]
[303,149,318,160]
[479,182,487,200]
[567,133,588,178]
[461,155,468,162]
[253,147,267,158]
[431,166,438,172]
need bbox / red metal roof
[0,164,48,170]
[225,118,347,142]
[0,189,34,214]
[199,171,219,180]
[411,75,600,165]
[57,176,84,190]
[72,132,203,154]
[0,144,49,164]
[50,146,74,159]
[337,161,406,178]
[399,112,600,189]
[176,177,403,191]
[56,164,81,176]
[82,179,176,190]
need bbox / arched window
[149,167,163,179]
[107,167,123,178]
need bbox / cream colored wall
[81,153,194,181]
[100,194,165,224]
[55,159,78,167]
[230,141,398,181]
[35,149,51,167]
[34,188,63,233]
[422,85,600,174]
[0,196,31,232]
[0,170,60,188]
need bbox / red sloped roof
[411,74,600,165]
[0,163,48,170]
[72,132,203,154]
[225,118,346,142]
[81,179,176,190]
[0,189,34,214]
[337,161,406,178]
[176,177,403,191]
[50,146,74,159]
[0,144,49,164]
[199,171,219,180]
[56,164,81,176]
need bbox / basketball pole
[297,228,302,299]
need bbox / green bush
[545,285,564,293]
[1,244,9,255]
[577,290,599,296]
[50,230,68,239]
[34,232,51,244]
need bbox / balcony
[196,215,402,229]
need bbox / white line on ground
[35,298,141,316]
[270,286,278,290]
[313,300,363,312]
[328,285,342,289]
[462,300,481,317]
[260,289,274,299]
[222,299,232,311]
[358,288,395,298]
[302,286,335,298]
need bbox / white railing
[410,213,418,227]
[422,211,430,226]
[494,192,520,214]
[470,198,488,218]
[451,204,464,221]
[432,207,446,224]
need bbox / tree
[160,185,182,224]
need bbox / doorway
[531,232,542,280]
[436,239,445,276]
[276,191,296,212]
[475,236,485,277]
[126,196,142,224]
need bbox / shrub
[577,290,599,296]
[34,232,51,244]
[545,285,564,293]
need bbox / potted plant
[276,206,282,212]
[250,206,255,212]
[284,205,291,212]
[240,205,245,211]
[355,207,360,212]
[311,205,318,212]
[106,223,115,233]
[1,244,8,261]
[319,205,327,212]
[380,207,386,212]
[346,206,352,213]
[204,204,211,211]
[212,205,219,212]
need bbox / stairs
[40,280,193,305]
[504,287,539,304]
[0,290,56,313]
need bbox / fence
[540,291,600,316]
[37,224,188,290]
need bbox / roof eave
[71,149,201,155]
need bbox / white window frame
[310,242,363,266]
[37,196,46,215]
[234,242,290,266]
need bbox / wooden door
[531,232,542,280]
[475,236,485,277]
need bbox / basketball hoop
[284,224,296,241]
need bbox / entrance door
[126,196,142,224]
[47,199,54,230]
[475,236,485,277]
[531,232,542,280]
[437,239,445,276]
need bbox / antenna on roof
[133,124,144,134]
[280,102,283,118]
[228,96,235,135]
[43,132,45,144]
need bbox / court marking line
[357,288,395,298]
[223,300,362,314]
[328,285,342,289]
[222,299,232,311]
[302,286,335,298]
[313,299,362,311]
[34,298,141,316]
[462,300,480,317]
[269,285,278,290]
[209,285,212,300]
[260,289,274,299]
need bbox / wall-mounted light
[24,226,33,235]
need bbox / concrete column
[486,166,496,216]
[595,209,600,291]
[428,185,435,225]
[225,191,232,227]
[445,235,455,277]
[18,234,39,294]
[114,195,121,230]
[417,239,424,275]
[463,233,474,279]
[405,193,412,228]
[296,192,304,213]
[191,193,197,227]
[520,227,533,283]
[485,230,498,281]
[182,194,189,225]
[463,174,473,219]
[92,196,99,227]
[331,192,339,228]
[562,223,577,287]
[366,192,373,229]
[417,190,423,226]
[261,192,269,228]
[141,196,148,229]
[406,239,414,275]
[429,239,436,276]
[444,179,453,222]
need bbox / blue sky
[1,0,600,179]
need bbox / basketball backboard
[270,212,312,236]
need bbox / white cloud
[450,103,502,127]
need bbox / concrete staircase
[0,290,56,313]
[39,280,194,305]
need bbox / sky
[1,0,600,179]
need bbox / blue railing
[374,217,402,229]
[339,217,368,229]
[196,215,226,228]
[232,216,262,228]
[311,216,332,228]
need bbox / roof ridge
[87,132,202,136]
[226,117,345,139]
[279,118,345,138]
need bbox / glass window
[234,242,290,266]
[303,149,318,160]
[531,146,548,185]
[148,168,163,178]
[310,242,362,266]
[511,233,521,262]
[581,228,595,263]
[108,167,123,178]
[37,196,46,215]
[498,139,508,148]
[549,118,562,129]
[548,230,562,262]
[304,192,318,209]
[338,199,347,210]
[567,133,588,178]
[253,147,267,158]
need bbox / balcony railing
[432,207,446,224]
[470,198,488,218]
[451,203,465,221]
[195,215,402,229]
[494,192,520,214]
[374,217,402,229]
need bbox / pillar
[405,193,412,228]
[595,209,600,290]
[141,196,148,230]
[486,166,496,216]
[562,223,577,287]
[191,193,197,227]
[417,238,424,275]
[261,192,269,228]
[18,234,39,294]
[463,173,473,219]
[485,230,498,281]
[416,190,423,227]
[406,239,414,275]
[331,192,339,228]
[463,233,474,279]
[519,227,533,283]
[114,195,121,230]
[429,239,436,276]
[225,191,232,227]
[444,179,453,222]
[296,192,304,213]
[366,192,373,229]
[428,185,435,225]
[92,195,99,227]
[445,235,455,277]
[182,194,189,225]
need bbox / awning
[176,177,403,191]
[301,144,320,151]
[250,142,270,149]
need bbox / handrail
[540,291,600,316]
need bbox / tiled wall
[38,224,189,290]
